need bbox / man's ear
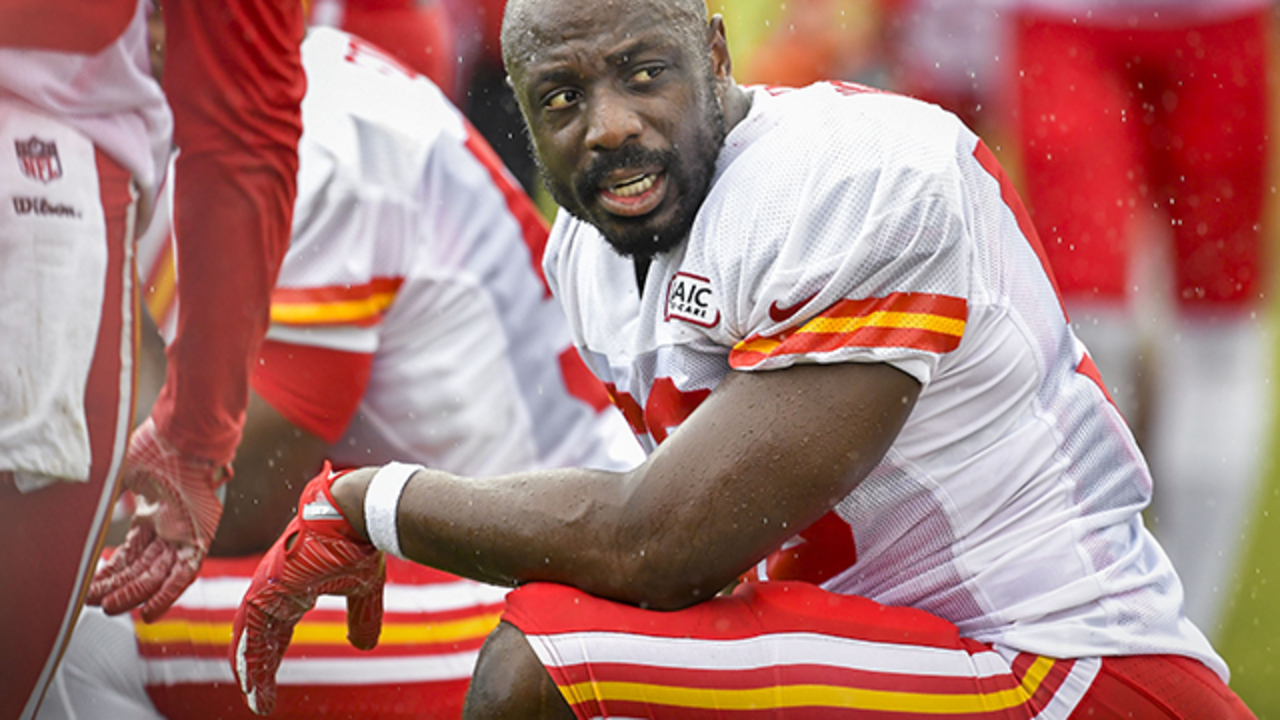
[708,14,733,83]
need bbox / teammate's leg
[35,608,164,720]
[1013,14,1142,306]
[464,621,576,720]
[0,125,136,720]
[1144,10,1273,635]
[1012,15,1153,420]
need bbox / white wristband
[364,462,423,558]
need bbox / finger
[138,544,202,623]
[87,527,156,604]
[345,586,384,651]
[232,601,293,716]
[99,541,175,616]
[85,523,154,603]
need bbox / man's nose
[585,92,643,151]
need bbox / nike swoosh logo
[769,292,818,323]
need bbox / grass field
[1219,345,1280,715]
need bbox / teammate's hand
[231,461,385,716]
[86,417,226,622]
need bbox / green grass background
[1219,353,1280,715]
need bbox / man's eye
[631,66,664,84]
[545,89,580,109]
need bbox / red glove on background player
[87,417,227,622]
[231,461,385,716]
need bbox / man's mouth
[597,171,667,217]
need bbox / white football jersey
[544,82,1226,676]
[140,27,642,477]
[0,0,171,199]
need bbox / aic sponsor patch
[665,271,719,328]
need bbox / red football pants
[0,148,135,720]
[504,582,1256,719]
[1013,10,1270,310]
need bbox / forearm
[330,465,675,602]
[150,0,304,464]
[329,364,919,610]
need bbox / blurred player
[881,0,1009,137]
[0,0,167,713]
[0,2,305,717]
[308,0,459,100]
[1010,0,1273,634]
[36,26,641,720]
[1,0,305,716]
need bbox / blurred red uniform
[1010,0,1273,634]
[0,0,304,717]
[309,0,458,100]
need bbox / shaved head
[501,0,710,79]
[497,0,749,258]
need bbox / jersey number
[343,38,416,80]
[605,378,711,445]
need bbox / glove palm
[87,417,225,622]
[231,461,385,716]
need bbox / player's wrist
[328,466,379,542]
[361,462,425,558]
[132,416,233,490]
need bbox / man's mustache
[577,145,677,202]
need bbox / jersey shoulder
[720,83,968,200]
[694,84,973,301]
[299,27,464,169]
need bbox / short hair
[501,0,710,76]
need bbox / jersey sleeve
[0,0,135,53]
[711,90,972,386]
[149,0,306,466]
[250,340,372,444]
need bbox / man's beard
[538,85,728,259]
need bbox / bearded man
[231,0,1256,717]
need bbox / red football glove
[87,417,226,622]
[231,461,385,716]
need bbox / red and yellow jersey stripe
[506,582,1091,720]
[132,556,504,666]
[730,292,967,369]
[552,653,1072,718]
[141,242,406,331]
[269,277,405,327]
[142,236,178,328]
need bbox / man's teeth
[609,174,656,197]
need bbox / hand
[87,417,226,622]
[231,461,385,716]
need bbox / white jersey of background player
[147,27,641,478]
[40,27,642,720]
[542,80,1226,682]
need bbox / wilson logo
[12,196,79,218]
[665,272,719,328]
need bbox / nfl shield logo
[15,137,62,183]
